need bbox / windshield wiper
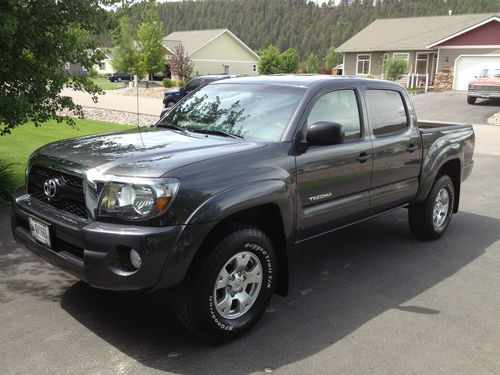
[189,128,243,139]
[154,123,186,132]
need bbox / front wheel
[467,96,476,105]
[173,225,277,343]
[409,175,455,240]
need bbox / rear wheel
[409,175,455,240]
[173,224,277,343]
[467,96,476,105]
[166,101,176,109]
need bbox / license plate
[29,216,51,248]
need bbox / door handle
[407,144,418,153]
[356,152,371,163]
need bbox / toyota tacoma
[11,76,475,342]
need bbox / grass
[91,77,125,90]
[0,119,134,188]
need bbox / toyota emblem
[43,178,60,199]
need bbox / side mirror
[307,122,345,146]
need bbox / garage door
[454,55,500,90]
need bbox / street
[1,92,499,374]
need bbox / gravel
[109,86,166,99]
[487,111,500,125]
[58,106,160,127]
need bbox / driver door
[295,88,372,240]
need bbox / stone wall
[433,72,453,90]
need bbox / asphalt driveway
[411,90,500,125]
[1,124,500,374]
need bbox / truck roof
[212,74,397,88]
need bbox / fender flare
[154,179,294,292]
[416,143,463,203]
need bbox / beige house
[337,13,500,90]
[163,29,260,77]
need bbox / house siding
[191,60,257,76]
[437,48,500,72]
[344,51,417,78]
[188,31,259,76]
[438,20,500,46]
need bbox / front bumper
[11,189,184,291]
[468,91,500,99]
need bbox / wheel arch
[155,180,294,295]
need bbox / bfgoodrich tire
[173,224,277,343]
[409,174,455,241]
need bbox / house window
[393,53,409,61]
[252,64,257,73]
[356,54,371,75]
[98,62,106,70]
[64,62,71,70]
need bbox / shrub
[162,78,174,88]
[383,57,409,81]
[88,68,99,78]
[0,161,16,202]
[175,79,185,87]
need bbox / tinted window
[365,90,408,136]
[307,90,361,141]
[185,78,203,92]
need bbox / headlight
[98,178,179,219]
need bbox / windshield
[157,84,305,141]
[480,69,500,78]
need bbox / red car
[467,68,500,104]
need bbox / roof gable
[427,17,500,47]
[337,13,499,53]
[163,29,259,59]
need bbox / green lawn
[0,119,134,187]
[91,77,125,90]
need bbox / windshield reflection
[157,84,305,142]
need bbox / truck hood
[470,77,500,85]
[36,128,266,178]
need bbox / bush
[162,78,174,88]
[0,161,16,202]
[175,79,185,87]
[88,68,99,78]
[383,57,409,81]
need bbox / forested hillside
[121,0,500,59]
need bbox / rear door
[364,88,422,213]
[295,88,372,240]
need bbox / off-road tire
[173,224,277,343]
[409,174,455,240]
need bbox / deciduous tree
[169,45,193,81]
[0,0,117,135]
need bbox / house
[92,48,114,75]
[63,62,87,77]
[162,29,260,77]
[337,13,500,90]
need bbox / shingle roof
[162,29,227,55]
[337,13,499,52]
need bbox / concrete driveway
[1,124,499,374]
[411,91,500,125]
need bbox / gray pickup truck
[11,76,474,342]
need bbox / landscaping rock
[487,111,500,126]
[58,107,159,127]
[107,87,165,99]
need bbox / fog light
[129,249,142,269]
